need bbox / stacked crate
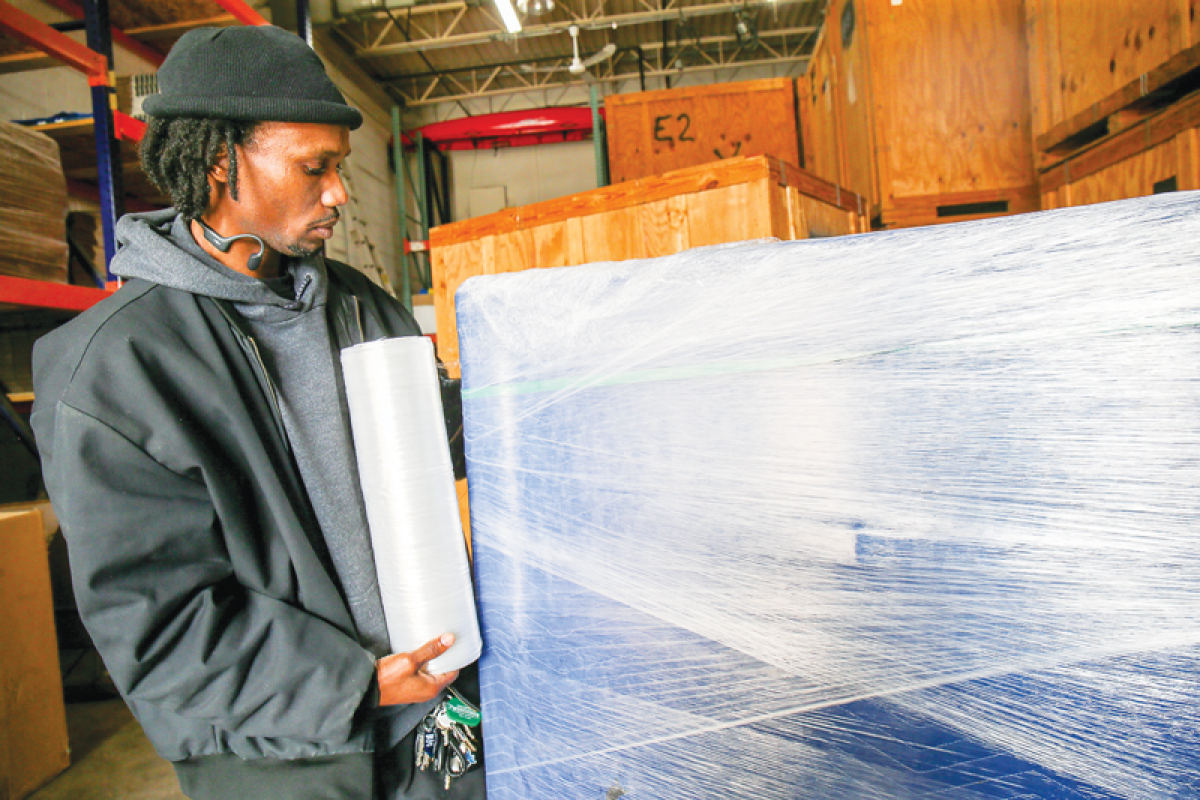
[604,78,802,184]
[798,0,1038,229]
[1029,1,1200,208]
[431,155,867,376]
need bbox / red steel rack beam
[0,276,115,312]
[114,110,146,142]
[42,0,165,67]
[209,0,269,26]
[0,0,107,82]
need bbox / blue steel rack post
[83,0,123,284]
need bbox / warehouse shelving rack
[0,0,271,313]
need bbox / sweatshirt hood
[110,208,327,313]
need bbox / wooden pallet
[1040,86,1200,195]
[879,186,1041,230]
[1037,41,1200,168]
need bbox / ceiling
[1,0,826,115]
[324,0,825,110]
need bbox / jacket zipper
[245,336,283,424]
[350,296,365,344]
[213,303,291,450]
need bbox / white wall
[315,43,404,294]
[449,140,598,221]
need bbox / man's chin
[286,241,324,258]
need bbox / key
[422,728,439,770]
[414,723,426,769]
[418,714,440,771]
[451,724,476,753]
[446,750,467,778]
[435,727,451,773]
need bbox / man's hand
[376,633,460,707]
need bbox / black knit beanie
[142,25,363,130]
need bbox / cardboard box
[0,508,69,800]
[0,122,69,284]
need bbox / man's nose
[322,169,348,207]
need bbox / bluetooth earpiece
[196,219,266,272]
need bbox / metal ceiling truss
[387,24,815,107]
[335,0,815,56]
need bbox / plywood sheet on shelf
[0,122,68,284]
[35,118,169,209]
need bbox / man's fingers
[428,668,460,686]
[409,632,456,670]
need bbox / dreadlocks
[139,117,258,221]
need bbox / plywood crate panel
[1041,125,1200,210]
[797,39,844,189]
[605,79,801,184]
[1026,0,1196,144]
[431,156,866,375]
[799,0,1036,229]
[1025,2,1200,210]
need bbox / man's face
[220,121,351,258]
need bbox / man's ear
[206,148,230,206]
[209,147,230,187]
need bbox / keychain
[415,686,482,790]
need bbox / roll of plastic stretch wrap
[341,336,481,675]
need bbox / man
[31,25,484,799]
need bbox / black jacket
[31,260,458,762]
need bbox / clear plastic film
[341,337,482,674]
[456,192,1200,799]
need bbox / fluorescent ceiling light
[495,0,522,33]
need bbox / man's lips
[308,214,340,238]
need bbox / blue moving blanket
[456,193,1200,799]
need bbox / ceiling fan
[521,25,617,81]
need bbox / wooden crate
[1026,0,1199,148]
[431,155,867,376]
[797,38,843,189]
[1026,2,1200,209]
[798,0,1037,229]
[605,78,801,184]
[1040,90,1200,209]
